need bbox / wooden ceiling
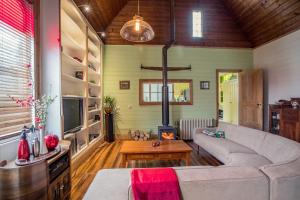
[75,0,300,47]
[221,0,300,47]
[73,0,128,32]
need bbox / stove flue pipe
[162,0,175,127]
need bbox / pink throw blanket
[131,168,180,200]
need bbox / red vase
[44,134,59,151]
[18,130,30,160]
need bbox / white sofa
[84,122,300,200]
[193,122,300,200]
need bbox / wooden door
[239,69,264,130]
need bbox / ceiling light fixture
[78,0,91,13]
[120,0,155,42]
[78,4,90,12]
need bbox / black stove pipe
[162,0,175,127]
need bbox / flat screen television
[63,98,83,134]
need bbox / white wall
[254,30,300,130]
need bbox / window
[0,0,35,139]
[139,79,193,105]
[192,11,202,38]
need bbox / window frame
[139,79,193,106]
[192,10,203,38]
[0,0,39,140]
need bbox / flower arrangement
[34,95,56,129]
[8,64,56,130]
[9,94,56,130]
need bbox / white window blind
[0,0,34,138]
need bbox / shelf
[61,9,85,43]
[88,39,99,54]
[88,82,101,88]
[88,109,101,114]
[88,53,100,65]
[88,121,101,128]
[62,95,86,99]
[88,97,101,100]
[62,73,85,84]
[88,68,100,75]
[62,53,85,69]
[62,32,85,54]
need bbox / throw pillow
[202,129,216,137]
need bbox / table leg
[185,152,191,166]
[121,154,127,168]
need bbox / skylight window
[192,11,202,38]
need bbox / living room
[0,0,300,200]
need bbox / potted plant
[103,96,120,142]
[103,96,116,114]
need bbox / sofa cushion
[218,122,267,153]
[228,153,272,167]
[176,166,269,200]
[194,133,255,164]
[83,169,131,200]
[258,133,300,164]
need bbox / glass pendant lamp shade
[120,0,155,42]
[120,15,155,42]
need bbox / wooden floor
[71,140,222,200]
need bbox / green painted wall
[103,45,253,134]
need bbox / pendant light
[120,0,155,42]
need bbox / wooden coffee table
[120,140,192,168]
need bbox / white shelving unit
[60,0,103,159]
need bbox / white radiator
[179,118,215,140]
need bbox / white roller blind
[0,0,34,138]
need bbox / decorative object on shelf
[17,128,30,161]
[31,135,40,157]
[73,56,82,63]
[291,100,299,109]
[200,81,210,90]
[119,80,130,90]
[120,0,154,42]
[35,95,57,155]
[75,71,84,80]
[44,134,59,151]
[88,63,96,71]
[95,114,100,121]
[15,146,61,166]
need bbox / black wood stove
[158,0,177,140]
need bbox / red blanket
[131,168,180,200]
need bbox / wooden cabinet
[0,142,71,200]
[269,104,300,142]
[48,147,71,200]
[48,169,71,200]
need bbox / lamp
[120,0,155,42]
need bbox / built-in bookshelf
[60,0,103,159]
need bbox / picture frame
[119,80,130,90]
[200,81,210,90]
